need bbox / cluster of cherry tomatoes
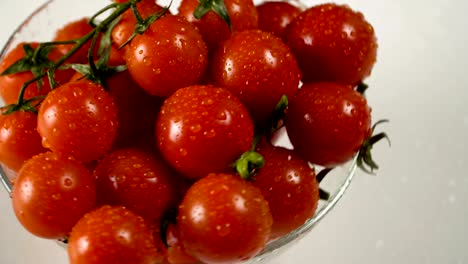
[0,0,379,263]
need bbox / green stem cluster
[1,0,143,111]
[194,0,232,30]
[232,95,290,180]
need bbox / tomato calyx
[268,94,288,134]
[80,9,127,85]
[194,0,233,30]
[1,96,43,115]
[65,18,125,84]
[66,60,126,87]
[357,119,390,174]
[356,82,369,95]
[319,188,330,201]
[118,3,171,49]
[233,150,265,180]
[0,0,143,112]
[0,43,64,110]
[1,43,56,89]
[315,168,333,201]
[233,95,291,179]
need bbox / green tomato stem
[13,0,142,107]
[233,151,265,180]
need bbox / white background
[1,0,468,263]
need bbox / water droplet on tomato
[204,129,216,138]
[68,123,76,130]
[216,223,231,237]
[179,148,188,156]
[64,178,73,187]
[190,124,201,133]
[73,88,83,97]
[201,98,214,105]
[216,111,227,121]
[143,57,150,66]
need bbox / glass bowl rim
[0,0,358,261]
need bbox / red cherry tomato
[211,30,301,123]
[0,42,72,105]
[94,148,178,222]
[178,0,258,52]
[53,17,124,65]
[37,80,119,163]
[178,173,272,263]
[112,0,164,49]
[257,1,301,39]
[53,18,96,64]
[125,15,208,97]
[12,152,96,239]
[156,85,254,180]
[69,70,162,152]
[0,110,46,172]
[68,205,163,264]
[105,70,163,151]
[285,82,372,167]
[165,223,199,264]
[284,3,378,84]
[253,140,319,238]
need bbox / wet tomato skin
[94,148,178,222]
[125,15,208,97]
[69,70,163,152]
[210,30,301,123]
[37,80,119,163]
[53,18,97,64]
[0,111,46,172]
[111,0,164,49]
[253,141,319,238]
[68,205,163,264]
[156,85,253,180]
[285,82,372,167]
[177,173,272,264]
[165,223,199,264]
[257,1,301,39]
[284,3,378,84]
[52,17,125,65]
[12,152,96,239]
[178,0,258,52]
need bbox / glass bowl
[0,0,358,263]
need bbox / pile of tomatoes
[0,0,379,263]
